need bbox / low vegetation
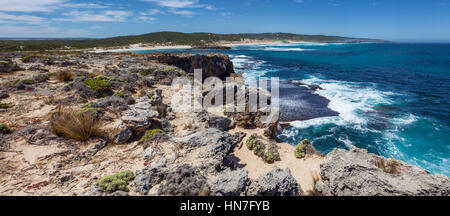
[294,139,309,159]
[97,170,135,193]
[305,172,322,196]
[0,32,379,52]
[50,107,104,141]
[138,129,164,144]
[246,134,280,163]
[0,122,10,134]
[56,70,74,82]
[84,77,112,93]
[374,157,401,174]
[0,103,14,109]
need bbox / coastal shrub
[0,103,14,109]
[77,102,101,115]
[374,157,401,174]
[94,75,124,83]
[84,78,112,93]
[295,139,309,159]
[114,92,128,98]
[138,129,164,144]
[21,55,50,63]
[56,70,74,82]
[305,173,322,196]
[0,122,10,134]
[246,134,258,150]
[50,107,104,141]
[97,170,135,193]
[21,55,38,63]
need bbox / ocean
[134,42,450,176]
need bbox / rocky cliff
[149,53,235,80]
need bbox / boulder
[0,60,22,73]
[157,164,210,196]
[196,111,232,131]
[247,166,301,196]
[316,147,450,196]
[112,124,132,144]
[122,97,159,130]
[208,169,250,196]
[134,159,168,195]
[175,129,239,172]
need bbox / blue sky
[0,0,449,42]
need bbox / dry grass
[305,172,322,196]
[56,70,74,82]
[50,107,104,141]
[374,157,401,174]
[183,121,193,130]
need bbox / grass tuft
[50,107,104,141]
[374,157,401,174]
[305,172,322,196]
[56,70,74,82]
[0,122,10,134]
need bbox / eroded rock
[316,147,450,196]
[247,166,301,196]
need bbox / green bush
[97,170,134,193]
[78,102,101,115]
[84,78,111,93]
[0,103,14,109]
[138,129,164,143]
[114,92,128,98]
[295,139,309,159]
[246,134,258,150]
[0,122,10,134]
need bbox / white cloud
[54,10,132,22]
[0,25,93,37]
[0,12,47,24]
[169,9,195,17]
[0,0,65,12]
[0,0,113,12]
[142,0,214,10]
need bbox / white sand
[90,44,192,53]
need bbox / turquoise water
[134,43,450,176]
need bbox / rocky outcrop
[0,60,22,73]
[121,96,159,133]
[316,147,450,196]
[151,53,234,80]
[196,111,232,131]
[134,159,168,195]
[157,164,210,196]
[247,167,301,196]
[175,128,240,172]
[208,169,250,196]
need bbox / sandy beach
[89,40,309,53]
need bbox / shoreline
[88,40,307,53]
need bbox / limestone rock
[208,169,250,196]
[152,53,234,80]
[134,159,168,195]
[247,166,301,196]
[316,147,450,196]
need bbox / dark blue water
[135,42,450,176]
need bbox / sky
[0,0,449,42]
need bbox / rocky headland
[0,51,448,196]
